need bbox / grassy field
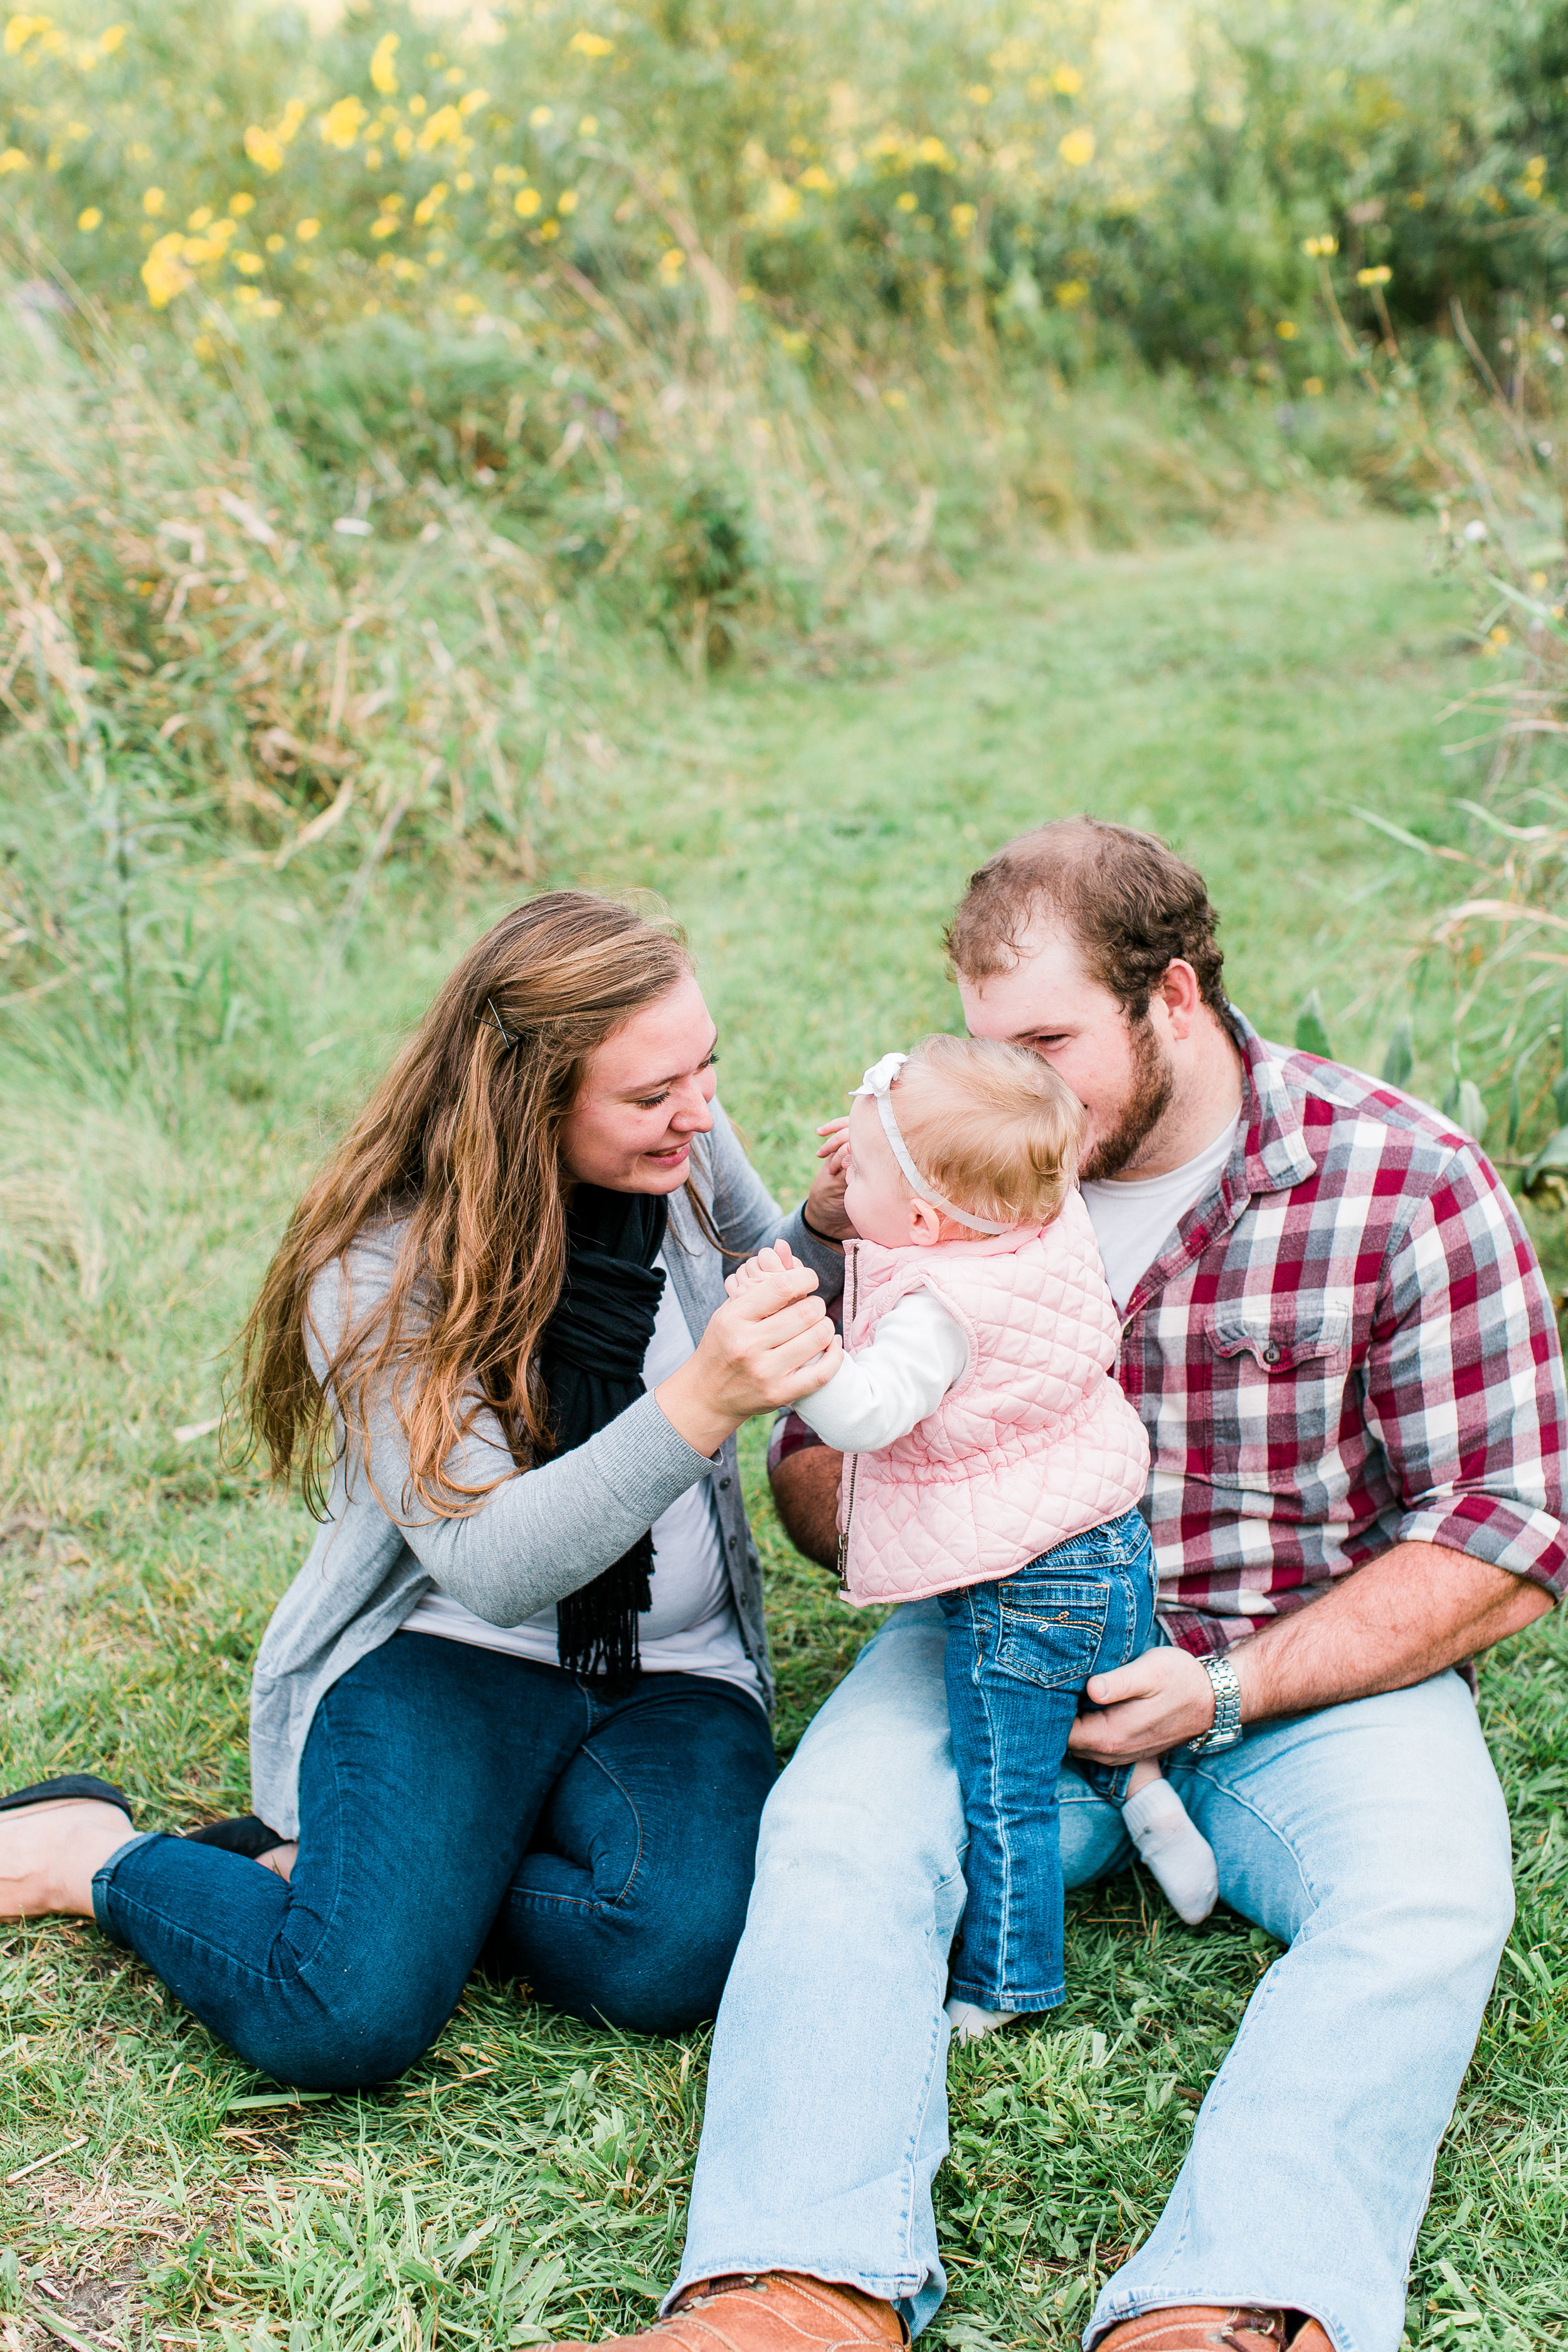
[3,513,1567,2352]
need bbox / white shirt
[403,1254,760,1698]
[795,1287,970,1452]
[1081,1115,1241,1314]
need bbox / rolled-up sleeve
[1364,1145,1568,1597]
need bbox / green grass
[3,514,1566,2351]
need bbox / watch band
[1190,1650,1243,1752]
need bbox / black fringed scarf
[539,1185,669,1682]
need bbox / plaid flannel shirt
[770,1012,1568,1655]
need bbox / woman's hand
[655,1264,841,1458]
[803,1116,854,1241]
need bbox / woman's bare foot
[0,1798,135,1919]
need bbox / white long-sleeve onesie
[794,1288,970,1451]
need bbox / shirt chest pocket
[1200,1300,1354,1490]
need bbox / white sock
[945,1998,1018,2046]
[1122,1777,1219,1924]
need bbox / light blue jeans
[674,1601,1515,2352]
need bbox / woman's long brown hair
[238,891,695,1520]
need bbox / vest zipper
[836,1244,860,1591]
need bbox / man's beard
[1080,1015,1176,1182]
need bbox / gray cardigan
[248,1101,844,1835]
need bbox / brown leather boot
[1095,2312,1333,2352]
[549,2272,908,2352]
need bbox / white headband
[852,1051,1010,1236]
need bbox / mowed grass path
[3,516,1565,2351]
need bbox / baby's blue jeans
[936,1505,1156,2010]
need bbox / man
[576,819,1565,2352]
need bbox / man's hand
[1069,1542,1556,1767]
[803,1116,854,1241]
[1067,1646,1217,1767]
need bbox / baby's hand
[724,1239,797,1296]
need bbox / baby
[731,1036,1217,2043]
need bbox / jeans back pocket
[994,1577,1114,1691]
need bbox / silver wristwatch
[1190,1651,1243,1752]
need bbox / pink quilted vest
[835,1189,1150,1606]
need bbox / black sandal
[1,1775,134,1822]
[183,1813,289,1860]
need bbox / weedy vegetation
[3,1,1568,2348]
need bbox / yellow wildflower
[1301,235,1337,258]
[229,191,255,215]
[580,114,599,134]
[531,105,554,127]
[296,216,320,241]
[141,231,193,307]
[896,190,918,212]
[77,204,102,230]
[1356,265,1391,286]
[408,95,426,117]
[257,299,282,318]
[1057,127,1095,167]
[800,166,834,192]
[98,24,126,53]
[143,185,166,216]
[413,182,448,225]
[192,333,214,358]
[417,104,462,150]
[188,204,213,229]
[514,186,541,216]
[918,137,950,165]
[458,88,489,117]
[265,232,285,252]
[393,127,414,158]
[0,148,29,174]
[539,217,561,240]
[245,126,286,174]
[758,179,803,227]
[558,188,579,213]
[234,250,264,274]
[1276,319,1298,339]
[370,33,399,95]
[1406,191,1426,209]
[321,95,367,151]
[1303,376,1324,395]
[1055,278,1089,307]
[967,85,993,105]
[4,17,51,56]
[1053,65,1083,94]
[657,245,686,280]
[883,388,908,408]
[371,213,400,237]
[569,30,614,57]
[950,201,977,235]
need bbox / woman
[0,893,844,2087]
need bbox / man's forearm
[1230,1540,1555,1724]
[1069,1538,1557,1769]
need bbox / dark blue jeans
[92,1631,776,2089]
[936,1505,1156,2011]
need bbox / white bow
[852,1052,1010,1235]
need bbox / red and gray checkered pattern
[770,1014,1567,1656]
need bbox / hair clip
[482,997,519,1050]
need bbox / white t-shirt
[402,1253,760,1700]
[795,1286,970,1451]
[1081,1114,1241,1314]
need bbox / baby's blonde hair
[889,1034,1083,1230]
